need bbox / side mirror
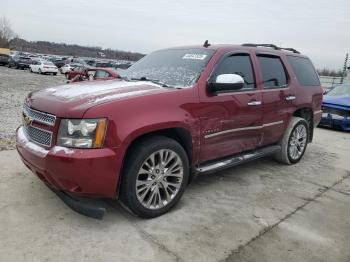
[208,74,245,94]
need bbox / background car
[50,58,67,68]
[319,83,350,131]
[0,54,9,66]
[68,67,118,83]
[60,63,82,75]
[8,56,32,69]
[66,64,94,79]
[29,61,58,75]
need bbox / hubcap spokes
[136,149,184,210]
[289,124,307,160]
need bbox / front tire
[120,136,189,218]
[274,117,309,165]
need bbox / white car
[60,63,81,74]
[30,61,58,75]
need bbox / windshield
[122,48,215,88]
[327,84,350,97]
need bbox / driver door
[199,53,263,162]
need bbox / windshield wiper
[130,77,172,88]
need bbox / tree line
[0,15,144,61]
[317,68,346,77]
[9,38,144,61]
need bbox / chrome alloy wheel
[289,124,307,160]
[136,149,184,210]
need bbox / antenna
[203,40,211,48]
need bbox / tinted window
[257,55,288,88]
[287,56,320,86]
[213,54,255,89]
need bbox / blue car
[319,83,350,131]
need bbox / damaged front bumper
[16,126,120,219]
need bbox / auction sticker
[183,54,207,60]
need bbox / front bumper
[319,114,350,131]
[16,126,120,198]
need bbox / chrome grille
[23,125,52,147]
[23,103,56,126]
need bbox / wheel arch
[116,127,195,197]
[292,107,314,142]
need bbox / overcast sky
[2,0,349,69]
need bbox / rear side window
[287,56,320,86]
[213,54,255,89]
[257,55,288,88]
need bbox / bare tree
[0,16,15,48]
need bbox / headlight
[57,118,107,148]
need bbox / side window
[287,56,320,86]
[213,54,255,89]
[257,55,288,88]
[95,70,110,78]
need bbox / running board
[196,145,281,174]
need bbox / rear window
[287,56,320,86]
[257,55,288,88]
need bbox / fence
[319,75,342,89]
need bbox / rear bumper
[16,126,120,198]
[42,68,59,73]
[18,63,30,68]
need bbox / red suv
[16,43,323,218]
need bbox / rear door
[256,54,293,146]
[199,52,263,162]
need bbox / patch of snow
[44,80,161,100]
[17,127,49,158]
[51,146,75,155]
[91,89,155,104]
[125,66,200,88]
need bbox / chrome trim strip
[204,120,284,139]
[314,110,322,115]
[262,120,284,127]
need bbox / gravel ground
[0,66,65,150]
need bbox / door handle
[285,95,296,101]
[247,101,262,106]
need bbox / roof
[162,43,306,57]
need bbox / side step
[196,145,281,174]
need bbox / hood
[27,79,172,118]
[323,95,350,108]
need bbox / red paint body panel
[16,44,323,199]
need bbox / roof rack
[241,43,300,54]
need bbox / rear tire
[120,136,189,218]
[53,72,57,76]
[274,117,309,165]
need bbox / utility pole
[341,53,348,84]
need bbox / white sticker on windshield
[182,54,207,60]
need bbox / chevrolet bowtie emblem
[23,113,33,127]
